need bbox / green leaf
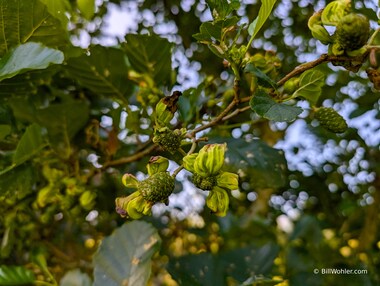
[60,269,92,286]
[168,244,279,286]
[0,125,11,140]
[124,34,173,85]
[206,0,240,20]
[13,123,45,167]
[36,101,89,158]
[250,89,302,122]
[248,0,278,38]
[244,63,277,88]
[0,42,64,82]
[77,0,95,20]
[0,265,36,285]
[292,69,325,106]
[65,46,134,104]
[93,221,161,286]
[0,0,68,56]
[39,0,71,26]
[225,138,287,189]
[193,17,239,43]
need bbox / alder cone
[139,172,174,202]
[315,107,348,133]
[335,13,370,51]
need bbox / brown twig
[103,144,158,167]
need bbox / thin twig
[103,144,158,167]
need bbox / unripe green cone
[192,173,217,191]
[315,107,348,133]
[153,129,183,153]
[139,172,174,202]
[335,13,370,51]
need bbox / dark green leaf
[124,34,173,86]
[244,63,277,88]
[250,89,302,122]
[36,101,89,158]
[93,221,161,286]
[206,0,240,20]
[13,123,45,167]
[292,69,325,105]
[65,46,134,104]
[193,17,239,43]
[226,138,287,188]
[168,243,279,286]
[0,0,68,56]
[0,42,64,81]
[289,215,323,245]
[0,265,36,285]
[248,0,278,38]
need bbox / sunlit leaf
[39,0,71,26]
[248,0,278,38]
[0,42,64,82]
[250,89,302,122]
[0,0,68,56]
[292,69,325,106]
[93,221,161,286]
[0,265,36,285]
[77,0,95,20]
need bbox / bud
[138,172,174,203]
[126,195,151,219]
[115,191,140,218]
[283,77,300,94]
[155,91,182,127]
[79,190,96,210]
[146,156,169,176]
[315,107,348,133]
[206,187,229,217]
[194,144,226,177]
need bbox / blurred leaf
[289,215,322,245]
[77,0,95,20]
[244,63,277,88]
[0,0,68,56]
[240,276,283,286]
[36,101,89,158]
[39,0,70,26]
[206,0,240,20]
[0,125,11,140]
[0,165,35,195]
[60,269,92,286]
[13,124,45,167]
[0,66,60,97]
[93,221,161,286]
[65,46,134,103]
[0,265,36,285]
[0,42,64,81]
[248,0,278,38]
[168,243,279,286]
[250,89,302,122]
[292,69,325,105]
[124,34,173,86]
[226,138,287,188]
[193,17,239,43]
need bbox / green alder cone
[138,172,174,203]
[315,107,348,133]
[153,128,185,153]
[335,13,370,52]
[192,173,217,191]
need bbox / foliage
[0,0,379,285]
